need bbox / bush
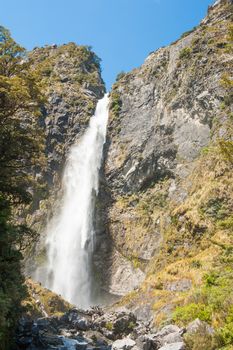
[180,26,197,39]
[218,140,233,164]
[116,71,126,81]
[184,324,215,350]
[110,91,122,119]
[179,47,192,59]
[218,216,233,230]
[173,303,212,324]
[214,323,233,348]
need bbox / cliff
[21,0,233,347]
[23,43,105,273]
[94,0,233,334]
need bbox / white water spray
[43,94,109,308]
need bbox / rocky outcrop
[16,307,187,350]
[22,0,233,341]
[95,0,233,320]
[23,43,105,273]
[23,279,72,318]
[30,44,105,188]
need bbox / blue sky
[1,0,214,90]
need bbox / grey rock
[156,325,181,338]
[112,338,136,350]
[164,279,192,292]
[160,332,183,346]
[97,0,232,298]
[186,318,214,335]
[94,310,136,339]
[158,342,185,350]
[73,318,91,331]
[136,334,158,350]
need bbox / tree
[0,26,45,349]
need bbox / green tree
[0,26,44,349]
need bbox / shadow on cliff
[92,136,119,306]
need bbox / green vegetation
[0,27,44,349]
[109,90,122,119]
[173,254,233,348]
[105,322,113,331]
[179,47,192,59]
[24,279,72,317]
[180,26,197,39]
[116,71,126,81]
[218,140,233,164]
[173,303,212,324]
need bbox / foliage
[116,71,126,81]
[24,279,71,318]
[173,261,233,347]
[173,303,212,324]
[0,28,45,204]
[110,90,122,119]
[184,323,215,350]
[225,24,233,53]
[105,322,113,331]
[0,26,44,349]
[200,197,229,220]
[179,47,192,59]
[218,140,233,164]
[220,73,233,107]
[180,26,197,39]
[218,216,233,230]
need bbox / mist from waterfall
[43,94,109,308]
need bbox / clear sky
[1,0,214,90]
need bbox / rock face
[30,44,105,187]
[94,0,233,316]
[23,0,233,333]
[24,43,105,273]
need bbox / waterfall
[43,94,109,308]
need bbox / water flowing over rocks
[24,43,105,278]
[38,95,109,308]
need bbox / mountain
[95,0,233,341]
[1,0,232,349]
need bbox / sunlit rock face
[39,95,109,308]
[24,1,233,321]
[24,44,105,279]
[96,0,233,300]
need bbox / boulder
[160,332,183,346]
[186,318,214,335]
[112,338,136,350]
[136,334,158,350]
[158,342,185,350]
[73,318,91,331]
[155,325,181,338]
[94,310,137,339]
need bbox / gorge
[0,0,232,349]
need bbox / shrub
[110,91,122,119]
[116,71,126,81]
[214,323,233,348]
[218,140,233,164]
[180,26,197,39]
[105,322,113,331]
[184,324,215,350]
[173,303,212,324]
[190,260,202,268]
[179,47,192,59]
[218,216,233,230]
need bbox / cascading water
[42,94,109,308]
